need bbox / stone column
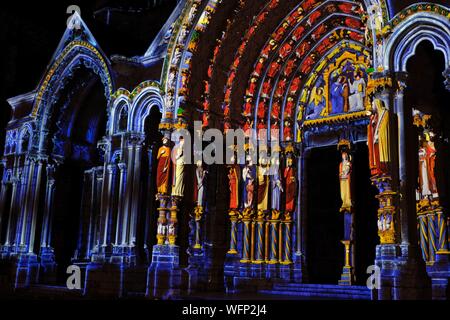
[114,163,127,248]
[28,159,44,254]
[293,145,307,282]
[4,175,20,251]
[0,180,8,244]
[39,164,57,281]
[128,135,144,252]
[102,164,117,249]
[371,73,428,300]
[240,209,253,263]
[17,157,32,251]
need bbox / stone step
[259,289,370,300]
[259,283,371,300]
[15,285,84,299]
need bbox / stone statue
[171,137,185,197]
[339,151,352,211]
[418,132,439,199]
[271,159,283,211]
[228,160,240,210]
[156,137,171,194]
[368,99,390,176]
[195,160,207,206]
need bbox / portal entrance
[306,142,378,285]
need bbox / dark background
[0,0,178,156]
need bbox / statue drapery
[156,137,171,194]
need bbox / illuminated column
[102,164,117,251]
[4,175,20,249]
[240,208,253,263]
[253,210,265,263]
[338,141,354,285]
[427,213,437,264]
[281,212,293,265]
[227,209,239,255]
[17,157,32,251]
[40,164,56,251]
[128,134,145,250]
[0,180,8,244]
[168,196,181,245]
[155,194,170,245]
[437,209,449,253]
[417,213,429,262]
[268,210,280,263]
[264,213,269,263]
[114,163,127,247]
[28,159,44,253]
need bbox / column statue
[195,160,207,207]
[284,157,296,213]
[339,151,352,211]
[368,98,390,176]
[171,137,185,197]
[156,137,171,194]
[257,158,269,212]
[228,159,240,210]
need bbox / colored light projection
[305,54,368,120]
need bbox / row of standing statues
[227,156,296,214]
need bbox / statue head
[287,157,293,167]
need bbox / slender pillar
[114,163,127,247]
[0,180,8,244]
[227,210,239,254]
[253,210,265,263]
[168,196,180,245]
[427,213,437,264]
[240,209,253,263]
[4,176,20,248]
[103,164,117,248]
[128,136,144,249]
[193,206,204,250]
[281,212,293,265]
[28,160,44,253]
[18,157,33,251]
[418,214,429,262]
[268,210,280,263]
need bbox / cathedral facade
[1,0,450,300]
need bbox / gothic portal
[1,0,450,300]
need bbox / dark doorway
[47,70,107,285]
[52,161,85,283]
[139,105,162,265]
[352,142,379,285]
[405,40,450,216]
[306,145,342,284]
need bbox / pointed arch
[384,10,450,72]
